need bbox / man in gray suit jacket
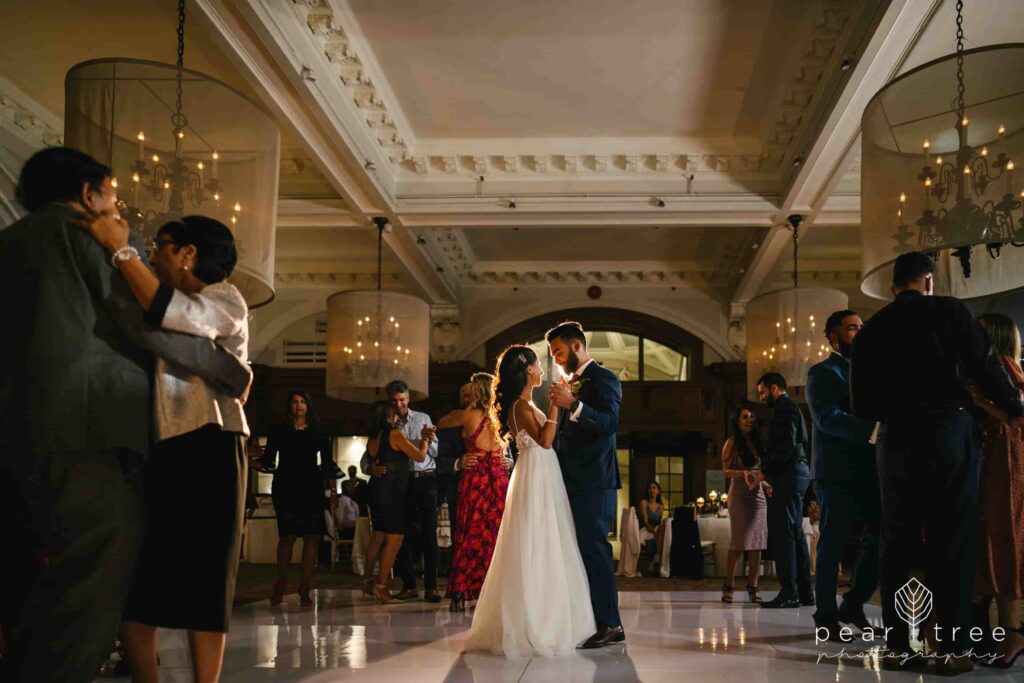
[0,148,252,683]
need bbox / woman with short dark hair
[75,212,250,683]
[259,390,336,607]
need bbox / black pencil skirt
[123,424,247,633]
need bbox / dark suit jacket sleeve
[806,364,874,444]
[950,299,1024,417]
[762,401,798,480]
[576,369,621,437]
[69,229,252,398]
[435,426,466,475]
[849,325,878,421]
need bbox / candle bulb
[234,202,241,213]
[211,151,219,179]
[961,116,969,127]
[981,147,989,157]
[1008,160,1015,194]
[197,161,204,184]
[923,139,930,165]
[136,132,145,162]
[152,153,160,164]
[131,171,140,206]
[999,124,1006,138]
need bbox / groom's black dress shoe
[579,625,625,649]
[760,595,801,609]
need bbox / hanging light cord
[788,214,802,289]
[373,217,387,292]
[955,0,965,123]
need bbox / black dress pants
[767,462,813,601]
[877,410,980,654]
[0,449,145,683]
[396,473,438,591]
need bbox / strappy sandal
[362,579,375,598]
[449,592,465,612]
[981,624,1024,668]
[721,584,734,604]
[746,584,762,604]
[373,583,394,604]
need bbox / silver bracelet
[110,245,140,268]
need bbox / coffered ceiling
[4,0,1022,362]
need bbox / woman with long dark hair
[638,481,666,571]
[361,401,431,603]
[466,345,595,657]
[970,314,1024,668]
[436,372,510,612]
[259,390,335,607]
[720,402,769,604]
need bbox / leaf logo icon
[894,578,933,629]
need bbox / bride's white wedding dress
[464,402,596,658]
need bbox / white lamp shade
[861,45,1024,300]
[64,58,279,307]
[327,290,430,402]
[746,287,849,399]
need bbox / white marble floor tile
[93,590,1023,682]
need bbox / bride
[465,345,596,657]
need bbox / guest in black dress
[361,401,432,603]
[259,390,336,607]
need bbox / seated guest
[721,403,769,603]
[334,480,360,540]
[637,481,666,571]
[361,401,431,604]
[969,313,1024,668]
[347,464,370,517]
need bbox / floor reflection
[135,590,1024,682]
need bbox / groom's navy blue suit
[555,360,622,629]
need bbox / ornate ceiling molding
[283,0,856,181]
[289,0,412,165]
[0,80,63,151]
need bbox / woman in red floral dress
[437,372,511,612]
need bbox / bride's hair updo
[494,345,539,438]
[464,371,503,445]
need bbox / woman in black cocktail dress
[259,390,338,607]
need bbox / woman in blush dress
[436,372,510,612]
[720,402,769,604]
[970,314,1024,668]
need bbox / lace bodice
[513,401,552,452]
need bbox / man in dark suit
[806,310,879,637]
[547,321,623,648]
[0,148,252,683]
[755,372,813,609]
[851,252,1023,673]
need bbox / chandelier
[64,0,279,307]
[746,215,849,399]
[326,218,430,402]
[860,1,1024,300]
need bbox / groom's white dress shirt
[568,358,596,422]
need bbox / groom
[547,321,624,648]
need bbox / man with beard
[754,372,812,609]
[806,310,879,639]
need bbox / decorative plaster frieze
[0,90,62,149]
[275,271,404,286]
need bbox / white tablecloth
[352,517,372,575]
[242,518,302,564]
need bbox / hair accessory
[517,353,527,364]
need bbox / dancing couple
[465,321,624,657]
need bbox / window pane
[643,338,687,381]
[655,456,669,475]
[586,331,639,382]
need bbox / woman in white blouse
[77,213,249,683]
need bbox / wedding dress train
[465,403,596,658]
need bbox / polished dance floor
[140,591,1020,682]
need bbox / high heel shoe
[362,579,375,598]
[449,592,465,612]
[269,579,286,606]
[981,625,1024,668]
[373,583,394,604]
[298,583,313,608]
[721,584,734,604]
[746,584,762,604]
